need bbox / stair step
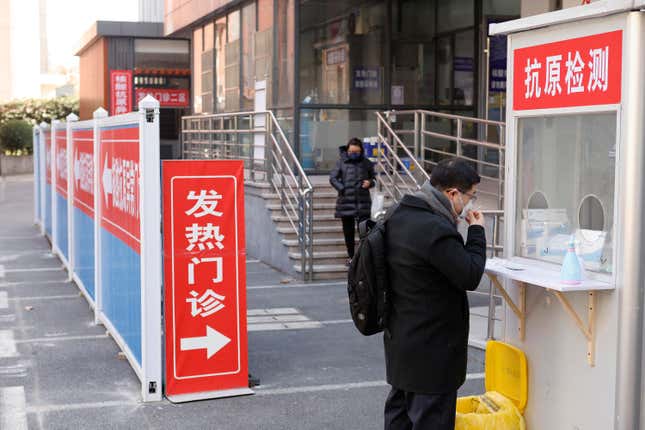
[262,192,338,200]
[294,264,348,274]
[272,214,337,222]
[277,226,342,235]
[288,250,348,260]
[266,202,337,211]
[282,237,355,247]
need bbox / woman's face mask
[348,152,361,160]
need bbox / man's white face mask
[450,191,474,220]
[458,194,475,220]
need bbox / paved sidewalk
[0,176,485,430]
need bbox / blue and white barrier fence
[32,97,162,402]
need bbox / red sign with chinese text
[163,160,248,398]
[135,88,189,108]
[71,128,95,218]
[98,126,141,254]
[45,131,52,185]
[110,70,133,116]
[513,30,622,110]
[54,129,68,198]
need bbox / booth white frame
[491,3,645,428]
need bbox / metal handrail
[382,109,506,210]
[181,111,314,280]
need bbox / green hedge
[0,97,79,128]
[0,120,33,155]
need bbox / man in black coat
[383,159,487,430]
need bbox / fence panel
[52,120,71,269]
[69,116,96,304]
[94,97,162,401]
[33,100,161,402]
[33,126,41,227]
[42,124,53,238]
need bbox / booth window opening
[515,111,616,274]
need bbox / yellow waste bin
[456,341,528,430]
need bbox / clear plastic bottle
[561,235,582,284]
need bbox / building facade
[76,21,190,158]
[165,0,590,171]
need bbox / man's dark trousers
[384,386,457,430]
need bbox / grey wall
[244,185,294,276]
[0,155,33,175]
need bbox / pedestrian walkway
[0,176,485,429]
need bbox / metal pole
[420,113,426,172]
[456,118,462,159]
[615,12,645,430]
[486,213,499,340]
[413,111,419,159]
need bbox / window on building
[274,0,295,109]
[391,0,436,106]
[300,108,379,171]
[299,0,386,106]
[437,0,474,32]
[258,0,273,32]
[225,10,241,111]
[192,28,203,112]
[202,22,215,112]
[215,17,227,112]
[242,2,257,110]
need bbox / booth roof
[489,0,645,36]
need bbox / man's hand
[361,180,371,189]
[466,210,485,227]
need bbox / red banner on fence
[513,30,622,110]
[98,126,141,254]
[135,88,189,108]
[163,160,250,400]
[110,70,133,116]
[71,129,95,218]
[55,129,68,197]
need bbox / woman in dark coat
[329,137,376,263]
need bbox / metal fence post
[138,95,162,402]
[66,113,79,281]
[39,122,48,237]
[92,108,108,326]
[51,119,61,258]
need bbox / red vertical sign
[55,129,68,197]
[45,131,52,184]
[513,30,622,110]
[163,160,249,399]
[110,70,133,116]
[99,126,141,254]
[71,129,95,217]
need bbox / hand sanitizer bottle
[561,235,582,284]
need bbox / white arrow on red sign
[180,325,231,359]
[102,156,112,206]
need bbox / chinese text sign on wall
[110,70,133,116]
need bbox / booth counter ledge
[485,258,614,366]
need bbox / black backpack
[347,208,395,336]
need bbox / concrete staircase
[258,176,393,280]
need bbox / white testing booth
[487,2,645,429]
